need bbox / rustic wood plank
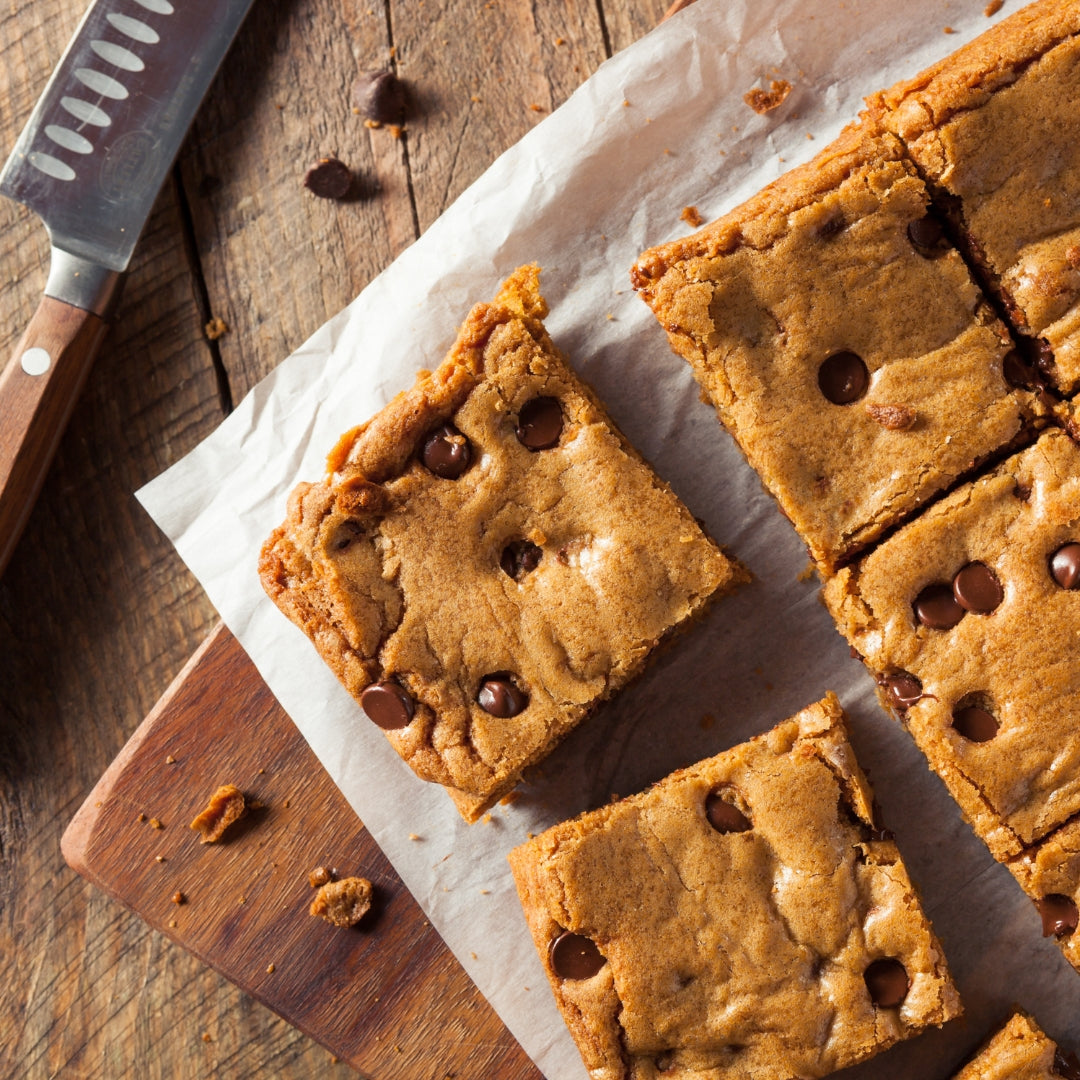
[63,623,541,1080]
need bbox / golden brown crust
[951,1011,1069,1080]
[509,694,960,1080]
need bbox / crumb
[388,124,403,139]
[1044,197,1053,208]
[137,813,146,823]
[944,25,956,33]
[797,562,818,583]
[408,833,421,841]
[744,79,792,114]
[204,317,228,341]
[554,37,565,45]
[258,768,265,774]
[470,95,480,103]
[528,103,544,112]
[308,866,333,888]
[499,791,521,807]
[482,813,493,824]
[606,313,614,320]
[165,755,176,764]
[149,818,164,830]
[985,0,1003,13]
[201,1032,212,1043]
[700,713,716,731]
[275,103,284,111]
[155,855,166,863]
[622,99,630,107]
[363,118,382,129]
[680,205,703,227]
[168,919,178,928]
[479,889,490,895]
[310,877,374,927]
[238,895,246,905]
[330,1055,340,1064]
[806,132,814,140]
[471,951,478,959]
[172,891,185,905]
[266,963,275,973]
[190,784,246,843]
[866,402,917,431]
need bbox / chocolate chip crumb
[303,157,354,200]
[866,403,916,430]
[190,784,247,843]
[310,876,374,927]
[744,79,792,114]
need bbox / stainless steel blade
[1,0,256,276]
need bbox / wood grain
[0,1,683,1077]
[63,623,540,1080]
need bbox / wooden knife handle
[0,295,109,576]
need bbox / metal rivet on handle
[21,348,51,376]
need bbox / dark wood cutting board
[61,622,542,1079]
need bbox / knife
[0,0,257,577]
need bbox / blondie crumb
[189,784,247,843]
[310,876,374,927]
[744,78,792,114]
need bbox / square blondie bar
[260,266,746,820]
[632,125,1047,573]
[508,694,960,1079]
[824,429,1080,967]
[951,1011,1080,1080]
[867,0,1080,395]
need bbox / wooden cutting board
[61,622,542,1079]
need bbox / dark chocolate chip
[351,69,407,123]
[952,562,1004,614]
[361,681,415,729]
[705,790,752,834]
[1037,894,1079,938]
[501,539,542,580]
[477,673,528,717]
[516,397,563,450]
[1003,348,1041,391]
[863,958,910,1007]
[914,583,965,630]
[421,424,472,479]
[952,704,999,743]
[907,215,945,255]
[550,931,605,979]
[883,672,923,710]
[1051,543,1080,589]
[817,351,868,405]
[1054,1048,1080,1080]
[303,157,354,200]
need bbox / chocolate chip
[501,539,542,580]
[883,672,922,710]
[914,583,965,630]
[863,958,910,1007]
[421,424,471,479]
[1037,894,1079,937]
[361,681,415,729]
[351,69,407,123]
[549,931,605,980]
[1051,543,1080,589]
[907,215,945,256]
[1003,348,1041,390]
[817,216,845,239]
[1054,1048,1080,1080]
[817,351,868,405]
[952,704,999,743]
[303,157,354,200]
[952,562,1003,613]
[477,673,528,717]
[516,397,563,450]
[705,790,752,834]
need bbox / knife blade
[0,0,257,577]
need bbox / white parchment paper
[138,2,1080,1076]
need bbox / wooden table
[0,1,673,1076]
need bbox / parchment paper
[138,2,1080,1076]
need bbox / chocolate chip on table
[952,704,999,743]
[883,672,922,710]
[302,157,354,200]
[705,790,752,834]
[863,958,910,1007]
[352,69,407,124]
[1050,543,1080,589]
[1036,894,1079,938]
[817,351,868,405]
[515,396,564,450]
[477,673,528,717]
[952,562,1003,613]
[907,215,946,256]
[422,423,472,479]
[914,583,965,630]
[1003,348,1041,390]
[549,931,605,980]
[501,539,542,580]
[361,681,415,729]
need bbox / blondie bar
[260,266,745,820]
[867,0,1080,394]
[508,694,960,1079]
[632,125,1047,573]
[951,1011,1080,1080]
